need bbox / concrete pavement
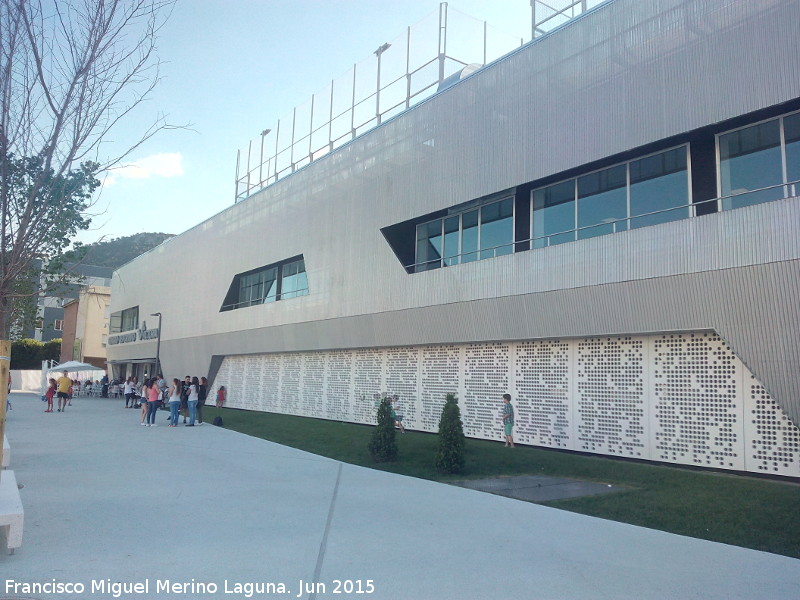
[1,392,799,600]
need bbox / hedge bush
[435,392,466,474]
[10,338,61,369]
[368,395,398,463]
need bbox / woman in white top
[168,378,181,427]
[186,376,199,427]
[123,377,134,408]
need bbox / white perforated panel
[744,377,800,476]
[326,351,353,421]
[210,331,800,477]
[514,340,572,448]
[652,333,743,470]
[420,345,461,433]
[260,354,280,413]
[385,347,419,428]
[463,343,510,440]
[280,353,302,415]
[352,349,383,425]
[576,337,646,457]
[301,352,326,418]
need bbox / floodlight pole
[259,128,271,190]
[374,42,392,125]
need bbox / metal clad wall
[144,257,800,423]
[110,0,800,420]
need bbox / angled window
[414,196,514,272]
[110,306,138,333]
[221,255,308,311]
[280,258,308,299]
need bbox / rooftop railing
[234,3,524,203]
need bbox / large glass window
[532,146,690,248]
[110,306,138,333]
[443,216,460,266]
[280,259,308,299]
[461,209,479,263]
[532,180,575,248]
[239,267,277,307]
[416,220,443,272]
[414,198,513,271]
[577,164,627,239]
[629,147,689,228]
[785,112,800,196]
[719,119,783,209]
[479,197,514,259]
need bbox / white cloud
[103,152,184,186]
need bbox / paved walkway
[1,393,799,600]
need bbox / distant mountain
[76,232,175,270]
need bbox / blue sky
[83,1,533,244]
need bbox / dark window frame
[220,255,308,312]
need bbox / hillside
[76,232,174,270]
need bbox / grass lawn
[204,406,800,559]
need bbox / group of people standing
[121,374,210,427]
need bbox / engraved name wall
[211,333,800,477]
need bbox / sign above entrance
[108,321,159,346]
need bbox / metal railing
[532,0,611,38]
[220,287,309,312]
[404,182,800,273]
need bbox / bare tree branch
[0,0,180,336]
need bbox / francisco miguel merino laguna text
[5,578,310,598]
[6,578,376,597]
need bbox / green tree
[0,0,179,337]
[0,154,98,334]
[368,395,398,463]
[435,393,466,474]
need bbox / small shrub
[436,392,465,474]
[368,396,398,463]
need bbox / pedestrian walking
[197,376,208,425]
[501,393,515,447]
[56,371,71,412]
[186,376,199,427]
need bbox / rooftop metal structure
[531,0,610,38]
[234,3,527,203]
[235,1,613,203]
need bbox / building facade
[21,262,114,343]
[60,286,112,370]
[109,0,800,477]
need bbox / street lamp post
[150,312,162,378]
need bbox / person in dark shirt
[181,375,191,424]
